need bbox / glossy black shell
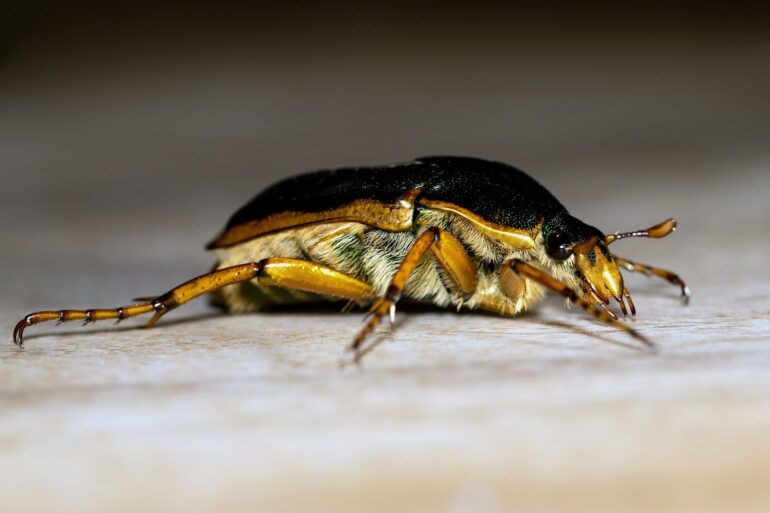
[218,156,568,235]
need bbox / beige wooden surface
[2,162,770,513]
[2,13,770,512]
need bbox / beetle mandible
[13,156,689,364]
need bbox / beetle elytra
[14,156,688,364]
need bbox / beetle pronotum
[14,156,688,364]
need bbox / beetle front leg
[614,256,690,305]
[510,260,656,352]
[343,227,477,366]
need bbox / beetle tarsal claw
[583,286,618,321]
[12,317,30,347]
[623,288,637,317]
[601,302,618,321]
[616,296,628,317]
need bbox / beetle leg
[12,263,267,346]
[428,228,478,299]
[13,259,375,346]
[249,258,375,302]
[614,256,690,305]
[343,227,477,366]
[623,288,636,316]
[583,285,620,320]
[510,260,656,352]
[143,262,274,327]
[150,257,375,326]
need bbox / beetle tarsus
[9,263,292,347]
[12,304,157,345]
[353,298,392,348]
[614,256,690,307]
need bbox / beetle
[13,156,689,364]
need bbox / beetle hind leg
[12,263,267,347]
[13,259,377,347]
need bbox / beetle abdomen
[212,210,545,317]
[213,221,456,313]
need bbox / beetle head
[542,213,629,312]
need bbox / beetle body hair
[211,207,581,317]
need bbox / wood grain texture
[2,22,770,513]
[2,181,770,513]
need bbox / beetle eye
[546,233,573,261]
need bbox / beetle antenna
[605,218,677,245]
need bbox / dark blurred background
[2,1,769,307]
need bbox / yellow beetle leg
[510,259,656,353]
[469,266,527,317]
[251,257,374,301]
[429,229,478,298]
[13,263,265,345]
[14,260,374,346]
[13,304,156,346]
[614,256,690,304]
[346,227,477,365]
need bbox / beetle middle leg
[13,259,374,346]
[510,260,656,352]
[614,256,690,304]
[344,227,477,365]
